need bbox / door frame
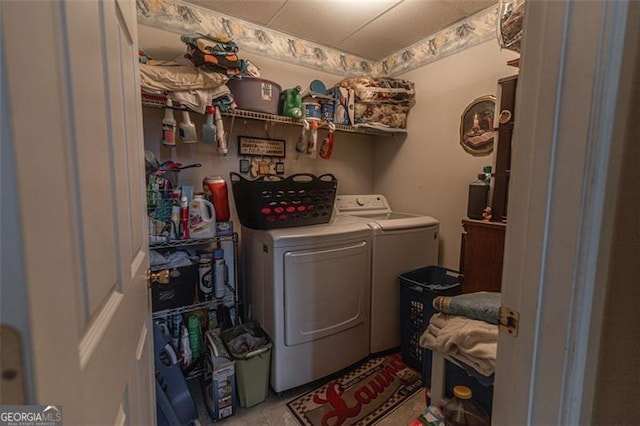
[493,1,639,424]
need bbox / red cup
[203,176,230,222]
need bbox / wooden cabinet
[459,219,506,293]
[457,75,516,294]
[491,75,518,223]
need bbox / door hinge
[499,306,520,337]
[1,325,26,404]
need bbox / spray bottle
[306,120,319,158]
[170,189,181,240]
[162,98,177,147]
[180,325,192,368]
[179,110,197,144]
[319,122,336,159]
[202,105,217,145]
[180,195,190,239]
[214,107,227,155]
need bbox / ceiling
[181,0,497,61]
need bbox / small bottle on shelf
[170,189,181,240]
[180,325,192,368]
[187,315,202,359]
[180,195,190,239]
[198,253,213,301]
[213,248,226,299]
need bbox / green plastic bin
[221,322,272,408]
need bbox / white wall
[373,41,518,269]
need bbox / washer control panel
[335,195,390,213]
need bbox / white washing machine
[335,195,439,354]
[242,218,371,392]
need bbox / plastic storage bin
[399,266,461,371]
[221,322,272,408]
[227,77,281,115]
[150,263,198,312]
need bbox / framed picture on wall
[460,95,496,156]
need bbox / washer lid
[373,213,439,231]
[345,212,438,231]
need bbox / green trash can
[221,322,272,408]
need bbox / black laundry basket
[229,172,337,230]
[399,266,462,371]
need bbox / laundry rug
[285,353,423,426]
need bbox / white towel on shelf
[419,313,498,376]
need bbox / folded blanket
[432,292,501,324]
[420,313,498,376]
[139,63,228,92]
[168,85,231,114]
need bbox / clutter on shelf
[138,30,259,116]
[498,0,525,53]
[335,77,416,130]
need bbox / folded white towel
[419,313,498,376]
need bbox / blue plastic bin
[399,266,462,371]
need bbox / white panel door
[1,1,154,424]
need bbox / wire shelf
[141,92,404,136]
[149,234,237,249]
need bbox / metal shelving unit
[149,233,240,321]
[141,92,405,137]
[149,233,240,380]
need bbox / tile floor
[190,373,427,425]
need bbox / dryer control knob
[356,197,366,206]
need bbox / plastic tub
[227,77,281,114]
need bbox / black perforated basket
[230,172,338,230]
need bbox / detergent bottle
[188,193,216,238]
[279,86,303,118]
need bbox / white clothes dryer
[335,195,439,354]
[242,218,371,392]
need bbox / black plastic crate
[399,266,461,371]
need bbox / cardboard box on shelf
[203,331,237,421]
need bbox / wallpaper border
[136,0,499,77]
